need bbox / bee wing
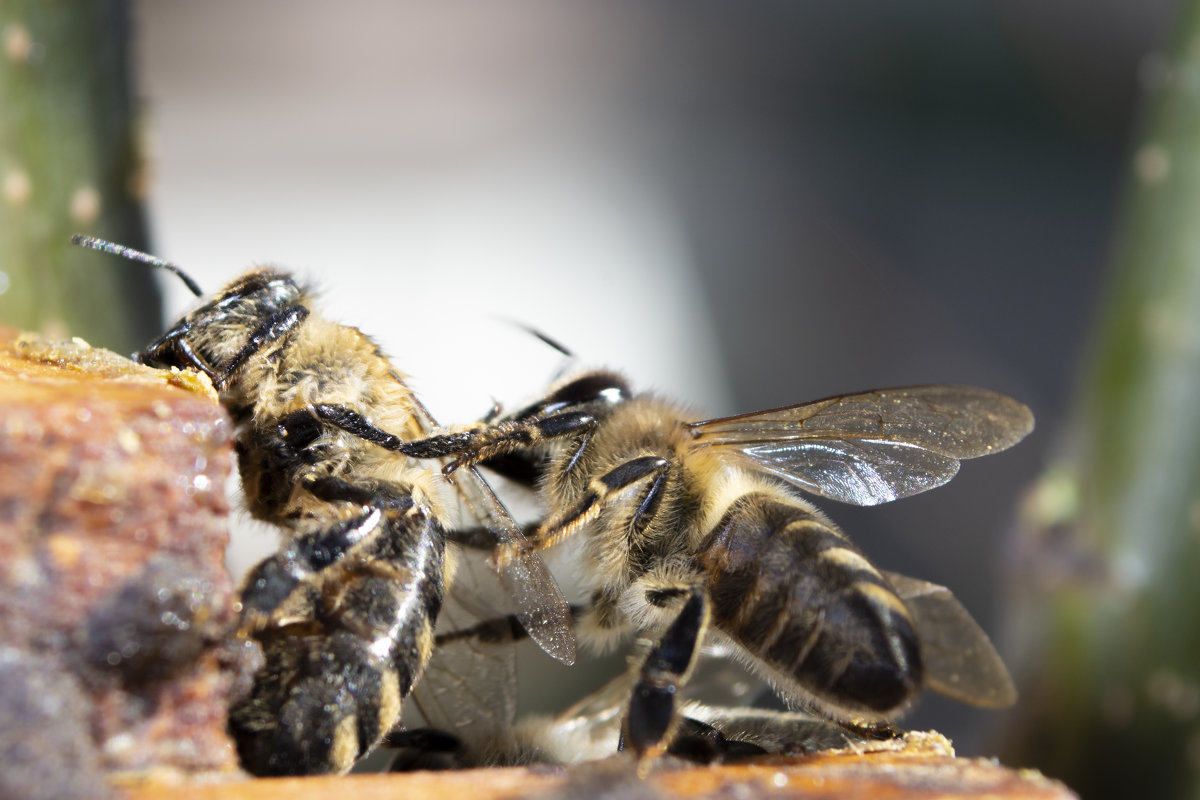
[449,465,577,665]
[883,571,1017,708]
[688,385,1033,506]
[410,544,518,737]
[411,398,577,665]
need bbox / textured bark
[120,734,1076,800]
[0,331,249,792]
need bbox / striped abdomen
[231,487,446,775]
[695,493,921,716]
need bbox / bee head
[137,269,304,384]
[515,370,631,420]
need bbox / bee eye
[537,372,629,415]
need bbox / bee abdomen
[696,494,922,715]
[231,497,446,775]
[231,628,400,775]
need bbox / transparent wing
[410,544,518,738]
[449,465,576,665]
[411,398,577,665]
[884,571,1017,708]
[688,385,1033,506]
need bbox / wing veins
[686,386,1032,506]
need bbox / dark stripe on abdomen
[696,494,922,714]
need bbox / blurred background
[131,0,1171,753]
[3,0,1194,793]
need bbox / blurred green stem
[1003,2,1200,797]
[0,0,160,353]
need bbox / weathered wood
[0,330,248,797]
[118,735,1077,800]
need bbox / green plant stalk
[1002,2,1200,797]
[0,0,160,354]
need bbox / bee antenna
[511,321,574,358]
[70,234,204,297]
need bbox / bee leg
[238,477,417,631]
[665,717,768,764]
[315,404,597,468]
[444,523,531,551]
[305,404,410,449]
[309,402,499,453]
[432,612,529,648]
[679,706,869,754]
[844,719,904,740]
[419,410,599,478]
[472,418,595,488]
[309,403,602,480]
[481,400,505,423]
[213,305,310,387]
[512,456,671,560]
[624,586,709,766]
[384,728,468,772]
[135,325,219,378]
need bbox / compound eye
[540,372,629,413]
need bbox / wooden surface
[0,331,246,789]
[118,745,1076,800]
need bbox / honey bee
[70,236,576,775]
[392,370,1032,761]
[391,566,992,769]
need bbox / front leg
[309,403,596,476]
[497,455,671,565]
[300,404,580,666]
[216,305,310,387]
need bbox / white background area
[134,2,731,579]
